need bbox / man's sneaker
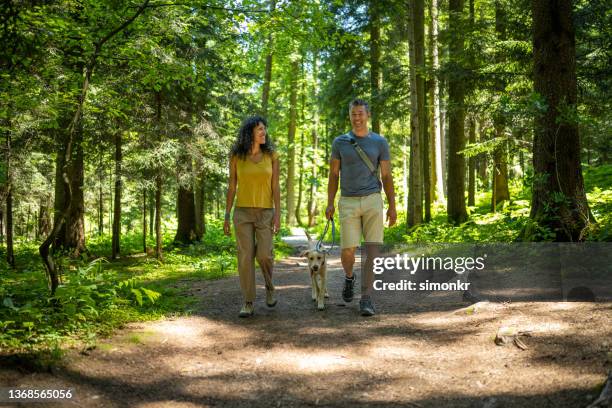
[342,276,355,302]
[266,288,277,307]
[359,298,376,316]
[238,302,254,318]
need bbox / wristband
[224,212,231,221]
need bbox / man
[326,98,397,316]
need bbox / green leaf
[130,288,143,306]
[141,288,161,304]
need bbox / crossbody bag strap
[347,133,378,175]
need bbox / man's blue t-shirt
[331,131,391,197]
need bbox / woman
[224,115,281,318]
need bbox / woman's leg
[254,208,275,292]
[234,208,256,302]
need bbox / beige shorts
[338,193,384,249]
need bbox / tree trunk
[175,157,198,245]
[528,0,591,241]
[447,0,468,224]
[155,173,163,260]
[155,91,163,260]
[38,195,51,239]
[111,132,122,260]
[428,0,444,203]
[407,0,422,228]
[194,173,205,237]
[491,0,510,211]
[5,122,15,267]
[53,124,86,255]
[261,0,276,118]
[491,140,510,211]
[98,153,104,236]
[307,52,320,227]
[413,0,429,222]
[295,131,305,227]
[438,80,448,197]
[285,58,299,226]
[142,188,147,253]
[369,0,382,134]
[149,190,154,238]
[468,116,476,206]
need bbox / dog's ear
[299,249,310,258]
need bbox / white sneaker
[266,288,277,307]
[238,302,254,317]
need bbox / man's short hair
[348,98,370,114]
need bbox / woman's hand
[223,219,231,236]
[273,212,281,235]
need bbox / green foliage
[385,167,611,244]
[0,257,162,353]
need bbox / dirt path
[1,233,610,408]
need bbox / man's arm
[380,160,397,226]
[326,158,341,220]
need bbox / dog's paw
[324,292,329,298]
[317,303,325,311]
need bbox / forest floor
[1,232,611,408]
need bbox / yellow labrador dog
[301,232,329,310]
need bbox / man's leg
[341,247,356,278]
[359,193,385,316]
[338,196,361,303]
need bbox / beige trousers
[233,207,275,302]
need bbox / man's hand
[273,212,281,235]
[325,204,335,220]
[386,207,397,227]
[223,220,231,236]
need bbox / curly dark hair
[231,115,275,160]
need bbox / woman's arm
[224,156,237,236]
[272,155,281,234]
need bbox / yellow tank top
[235,151,278,208]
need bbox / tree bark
[111,131,122,259]
[194,173,205,237]
[428,0,444,203]
[285,58,299,226]
[295,131,305,227]
[175,156,198,244]
[307,52,319,227]
[407,0,423,228]
[38,195,51,239]
[491,0,510,211]
[528,0,591,241]
[98,153,104,236]
[369,0,382,134]
[413,0,430,222]
[155,173,163,260]
[155,91,163,259]
[149,190,154,238]
[5,119,15,267]
[142,188,147,253]
[53,124,86,255]
[468,116,476,206]
[447,0,468,224]
[261,1,276,118]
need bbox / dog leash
[315,218,336,253]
